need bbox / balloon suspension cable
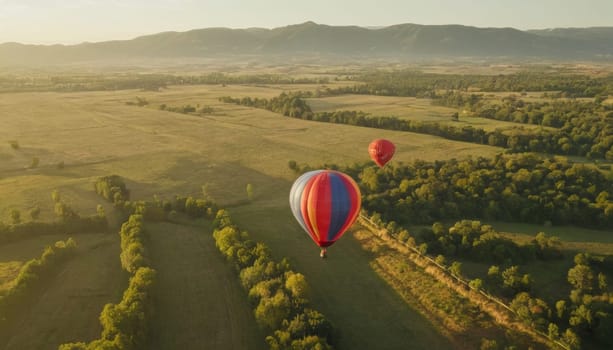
[320,248,327,259]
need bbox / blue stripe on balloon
[326,173,351,241]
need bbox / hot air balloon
[289,170,361,258]
[368,139,395,167]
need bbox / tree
[548,323,559,340]
[288,160,298,171]
[9,209,21,224]
[480,338,499,350]
[29,206,41,221]
[597,272,608,292]
[54,202,78,221]
[562,328,581,350]
[51,189,61,203]
[556,300,567,319]
[567,264,594,292]
[449,261,462,277]
[469,278,483,291]
[97,204,106,218]
[246,183,254,201]
[285,272,309,300]
[254,290,291,329]
[451,112,459,121]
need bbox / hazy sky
[1,0,612,44]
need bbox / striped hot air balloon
[289,170,361,257]
[368,139,395,167]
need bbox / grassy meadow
[0,83,502,349]
[146,222,266,350]
[307,94,554,132]
[0,75,610,349]
[0,233,124,350]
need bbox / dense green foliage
[346,70,613,98]
[325,153,613,228]
[434,92,613,160]
[418,220,562,265]
[212,209,336,350]
[95,175,130,206]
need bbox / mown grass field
[307,94,553,132]
[0,233,124,350]
[146,221,266,350]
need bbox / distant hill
[1,22,612,65]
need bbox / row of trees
[0,73,329,93]
[60,214,156,350]
[324,153,613,228]
[0,191,107,245]
[94,176,218,222]
[363,213,607,350]
[343,70,613,98]
[0,239,77,329]
[220,91,612,159]
[212,209,336,349]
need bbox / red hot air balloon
[289,170,361,257]
[368,139,395,167]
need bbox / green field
[0,233,124,350]
[307,94,553,132]
[229,204,454,349]
[0,80,610,349]
[0,85,499,349]
[146,222,266,350]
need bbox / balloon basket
[320,248,327,259]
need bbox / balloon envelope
[368,139,395,167]
[289,170,361,248]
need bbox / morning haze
[0,1,612,350]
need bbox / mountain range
[1,22,612,65]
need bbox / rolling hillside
[1,22,612,65]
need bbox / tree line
[364,215,611,350]
[343,70,613,98]
[59,214,156,350]
[0,73,329,93]
[219,92,612,159]
[95,175,217,222]
[0,191,107,245]
[0,239,77,332]
[212,209,337,349]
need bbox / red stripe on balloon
[310,173,332,246]
[300,176,319,245]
